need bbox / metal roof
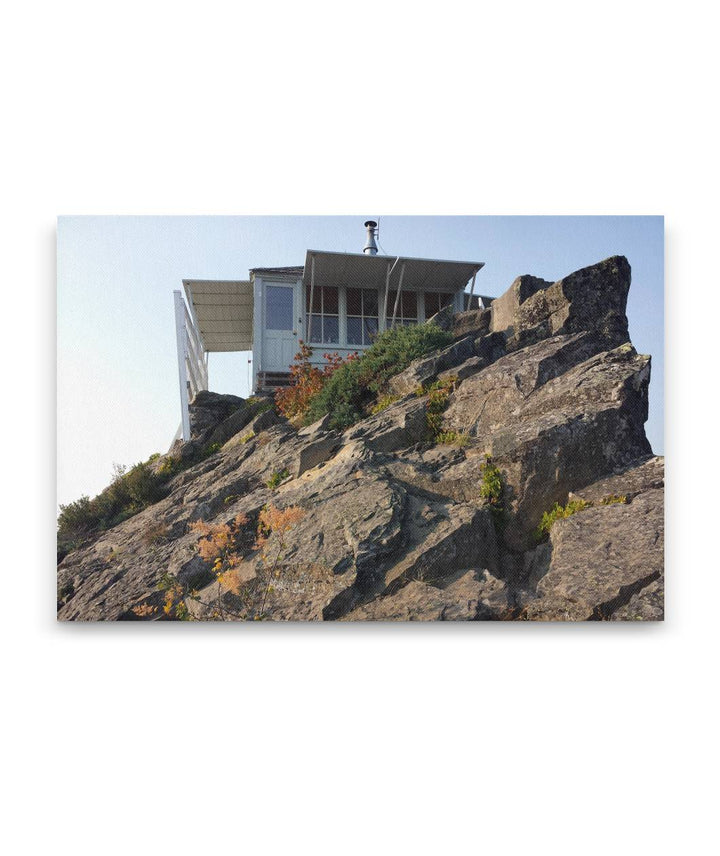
[249,265,305,277]
[183,279,254,352]
[302,250,484,293]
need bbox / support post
[306,255,315,342]
[174,290,191,442]
[467,270,477,309]
[391,263,406,329]
[380,256,399,332]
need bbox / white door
[263,283,298,372]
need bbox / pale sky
[57,215,664,509]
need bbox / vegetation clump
[479,457,506,530]
[275,342,358,421]
[370,393,401,415]
[534,499,590,542]
[434,431,470,447]
[419,376,457,438]
[304,323,453,430]
[58,432,240,561]
[600,493,627,505]
[534,493,628,542]
[151,504,305,620]
[57,460,171,561]
[267,468,290,490]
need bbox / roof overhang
[302,250,484,293]
[183,279,254,352]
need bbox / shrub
[267,468,290,490]
[370,394,401,415]
[434,431,470,447]
[534,499,590,542]
[158,504,306,620]
[420,376,457,438]
[600,493,627,505]
[275,342,357,421]
[57,456,173,561]
[479,458,506,531]
[305,323,453,430]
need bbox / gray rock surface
[522,483,663,621]
[58,254,663,622]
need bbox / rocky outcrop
[58,255,662,621]
[188,390,245,439]
[521,466,664,621]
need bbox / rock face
[521,473,664,621]
[57,255,663,621]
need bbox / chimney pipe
[363,220,378,255]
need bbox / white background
[3,1,718,854]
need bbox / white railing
[174,290,208,442]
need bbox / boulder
[387,336,476,396]
[188,391,245,439]
[508,255,631,351]
[490,275,552,334]
[222,407,281,450]
[523,486,663,621]
[452,307,491,340]
[443,333,651,550]
[293,431,342,477]
[343,570,509,621]
[425,303,455,331]
[346,397,428,454]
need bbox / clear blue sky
[57,215,664,508]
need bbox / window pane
[424,292,439,317]
[323,316,339,344]
[306,287,322,314]
[347,317,363,345]
[266,285,294,330]
[439,292,454,309]
[324,286,339,314]
[364,317,378,343]
[363,289,378,316]
[347,287,361,316]
[402,291,417,318]
[308,317,322,343]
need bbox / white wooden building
[174,222,488,441]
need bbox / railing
[174,290,208,442]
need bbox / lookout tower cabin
[173,221,489,441]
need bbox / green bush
[600,493,627,505]
[480,458,506,531]
[57,457,172,561]
[370,394,401,415]
[420,376,457,438]
[434,431,470,447]
[304,323,453,430]
[266,468,290,490]
[534,499,590,542]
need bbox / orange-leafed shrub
[275,342,358,421]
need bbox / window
[386,290,418,328]
[347,287,379,346]
[306,285,339,344]
[265,285,294,330]
[424,291,455,319]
